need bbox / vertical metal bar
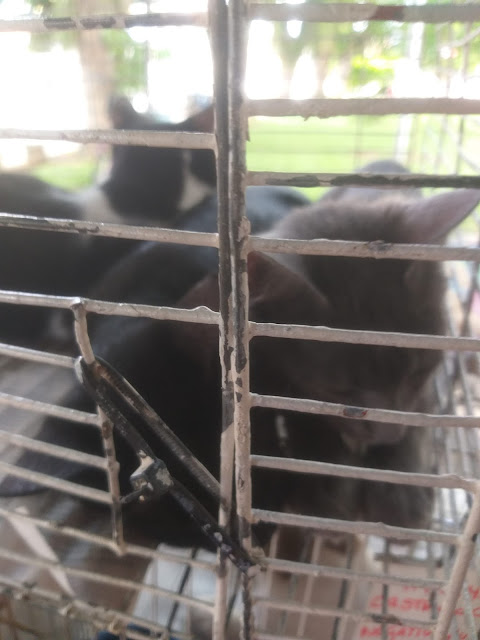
[72,301,125,553]
[209,1,236,638]
[228,0,255,637]
[433,485,480,640]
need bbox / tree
[271,0,406,97]
[26,0,145,128]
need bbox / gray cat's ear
[404,189,480,243]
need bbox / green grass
[27,114,480,205]
[31,153,98,191]
[247,115,400,199]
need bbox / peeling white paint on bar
[249,3,480,24]
[264,556,445,590]
[0,12,208,33]
[250,321,480,352]
[252,509,458,544]
[251,393,480,430]
[247,170,480,190]
[0,390,99,424]
[0,430,107,469]
[249,98,480,118]
[0,460,111,503]
[250,455,477,492]
[0,128,216,149]
[0,341,75,368]
[0,212,219,245]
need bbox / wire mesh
[0,2,478,639]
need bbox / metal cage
[0,2,480,639]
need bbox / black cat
[0,97,307,346]
[2,164,476,551]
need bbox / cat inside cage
[0,2,479,639]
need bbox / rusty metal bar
[249,3,480,24]
[250,321,480,352]
[209,0,235,638]
[251,393,479,431]
[0,12,208,33]
[0,128,215,148]
[264,556,445,590]
[4,212,480,263]
[0,292,219,325]
[72,301,125,553]
[0,390,99,424]
[254,597,435,630]
[248,98,480,119]
[0,431,106,470]
[433,486,480,639]
[247,170,480,190]
[249,236,480,263]
[252,509,458,544]
[0,460,111,504]
[0,342,75,368]
[0,213,218,247]
[228,0,256,637]
[250,455,477,492]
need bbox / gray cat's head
[247,188,480,447]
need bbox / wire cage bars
[0,1,479,639]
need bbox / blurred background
[0,0,480,200]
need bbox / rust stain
[343,406,368,419]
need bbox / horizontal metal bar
[0,505,217,572]
[252,509,458,544]
[249,3,480,24]
[248,98,480,119]
[0,575,192,640]
[0,12,208,33]
[0,431,107,470]
[254,596,434,629]
[0,129,215,149]
[2,213,477,262]
[0,342,75,368]
[264,555,445,590]
[251,393,480,430]
[250,320,480,351]
[0,460,111,504]
[0,291,219,326]
[0,547,213,614]
[247,170,480,190]
[250,236,480,262]
[250,455,476,492]
[0,390,99,424]
[0,212,218,246]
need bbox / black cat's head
[101,95,216,222]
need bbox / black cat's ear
[403,189,480,243]
[183,103,215,132]
[108,94,138,129]
[247,252,330,323]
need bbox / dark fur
[0,97,306,346]
[101,95,216,222]
[3,161,477,552]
